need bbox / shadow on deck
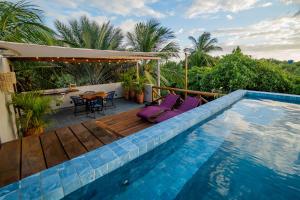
[0,108,152,188]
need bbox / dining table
[79,91,107,100]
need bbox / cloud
[175,28,184,35]
[118,19,137,34]
[186,0,259,18]
[89,0,165,18]
[226,14,234,20]
[211,13,300,60]
[260,2,273,7]
[280,0,300,4]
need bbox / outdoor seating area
[70,90,116,118]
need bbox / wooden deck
[0,108,152,188]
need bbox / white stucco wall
[43,82,124,110]
[0,56,18,143]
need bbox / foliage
[55,16,123,49]
[127,19,180,84]
[187,32,222,67]
[54,74,75,88]
[120,69,136,91]
[55,16,124,85]
[161,61,184,88]
[188,51,296,94]
[0,0,55,44]
[135,76,146,94]
[11,91,52,136]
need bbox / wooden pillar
[136,61,139,79]
[184,52,188,98]
[157,60,161,96]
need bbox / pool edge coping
[0,90,299,199]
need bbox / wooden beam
[152,86,222,98]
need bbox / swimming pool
[64,96,300,199]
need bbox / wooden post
[184,52,188,98]
[157,60,161,96]
[136,61,139,79]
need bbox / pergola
[0,40,162,88]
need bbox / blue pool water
[65,98,300,200]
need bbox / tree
[55,16,124,84]
[188,32,222,67]
[126,19,180,84]
[0,0,55,44]
[55,16,123,50]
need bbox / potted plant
[11,91,52,137]
[121,73,131,100]
[135,77,145,104]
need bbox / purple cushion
[137,106,169,119]
[178,96,201,112]
[159,94,180,109]
[154,110,183,123]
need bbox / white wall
[44,82,124,110]
[0,56,18,143]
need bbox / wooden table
[79,91,107,100]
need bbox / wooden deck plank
[83,121,117,144]
[69,124,103,151]
[0,140,21,187]
[40,132,68,168]
[56,127,87,159]
[21,135,46,178]
[119,122,152,136]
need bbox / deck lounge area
[0,108,153,188]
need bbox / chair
[103,91,116,109]
[154,96,201,123]
[70,96,86,116]
[87,97,104,118]
[137,93,179,121]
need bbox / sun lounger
[137,93,179,120]
[154,96,201,123]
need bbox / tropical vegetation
[10,91,52,136]
[1,0,299,96]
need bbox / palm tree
[188,32,222,67]
[0,0,55,44]
[127,19,180,84]
[55,16,123,50]
[55,16,124,84]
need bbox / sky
[10,0,300,61]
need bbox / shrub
[189,52,295,94]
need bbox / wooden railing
[152,86,222,104]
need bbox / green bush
[189,52,296,94]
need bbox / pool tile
[20,173,41,200]
[70,156,95,185]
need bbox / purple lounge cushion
[154,96,201,123]
[154,110,183,123]
[178,96,201,112]
[137,93,179,119]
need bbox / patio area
[45,98,144,131]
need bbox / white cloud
[260,2,273,7]
[186,0,259,18]
[118,19,137,34]
[211,13,300,60]
[226,14,234,20]
[280,0,300,4]
[89,0,165,18]
[189,28,205,36]
[175,28,184,35]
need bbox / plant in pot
[135,77,146,104]
[11,91,52,137]
[121,73,131,100]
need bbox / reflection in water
[177,98,300,200]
